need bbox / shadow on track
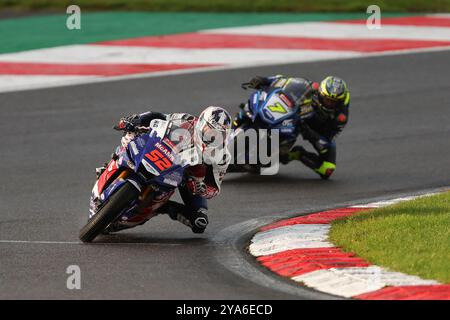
[224,172,339,186]
[89,233,210,245]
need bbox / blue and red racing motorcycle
[227,80,314,173]
[79,118,201,242]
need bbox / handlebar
[136,126,150,132]
[113,125,150,133]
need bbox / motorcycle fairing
[94,159,119,198]
[258,89,299,125]
[248,91,263,122]
[89,118,197,222]
[271,119,297,138]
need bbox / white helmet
[195,106,232,158]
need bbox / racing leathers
[109,111,229,233]
[233,75,349,179]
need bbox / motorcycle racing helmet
[318,76,349,113]
[195,106,232,152]
[280,78,313,108]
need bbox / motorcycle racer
[99,106,232,233]
[233,75,350,179]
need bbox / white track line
[0,240,181,245]
[1,45,449,94]
[1,17,450,94]
[0,45,361,65]
[0,240,80,244]
[0,75,97,92]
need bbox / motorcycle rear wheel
[79,182,140,243]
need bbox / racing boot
[285,146,336,180]
[279,146,306,165]
[185,208,209,234]
[157,201,209,233]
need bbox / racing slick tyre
[79,182,140,243]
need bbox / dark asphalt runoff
[1,50,449,299]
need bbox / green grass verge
[1,0,450,13]
[329,192,450,283]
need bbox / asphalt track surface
[1,50,449,299]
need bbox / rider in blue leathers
[233,75,350,179]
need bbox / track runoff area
[0,12,449,307]
[1,14,450,93]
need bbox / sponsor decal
[135,137,146,148]
[280,127,295,134]
[129,141,139,156]
[262,108,275,121]
[145,149,173,171]
[267,102,287,114]
[273,79,287,88]
[142,159,160,176]
[149,119,169,138]
[162,137,176,149]
[163,171,183,187]
[300,105,314,115]
[338,113,347,123]
[252,94,258,105]
[126,160,136,170]
[107,160,117,172]
[281,119,294,126]
[155,142,175,162]
[279,93,293,108]
[259,92,267,101]
[151,119,160,128]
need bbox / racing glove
[244,76,270,90]
[299,124,329,153]
[185,164,208,196]
[299,122,321,143]
[114,114,141,132]
[186,177,208,196]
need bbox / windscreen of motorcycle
[260,91,298,124]
[138,119,182,176]
[164,119,200,167]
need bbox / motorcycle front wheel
[79,182,140,243]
